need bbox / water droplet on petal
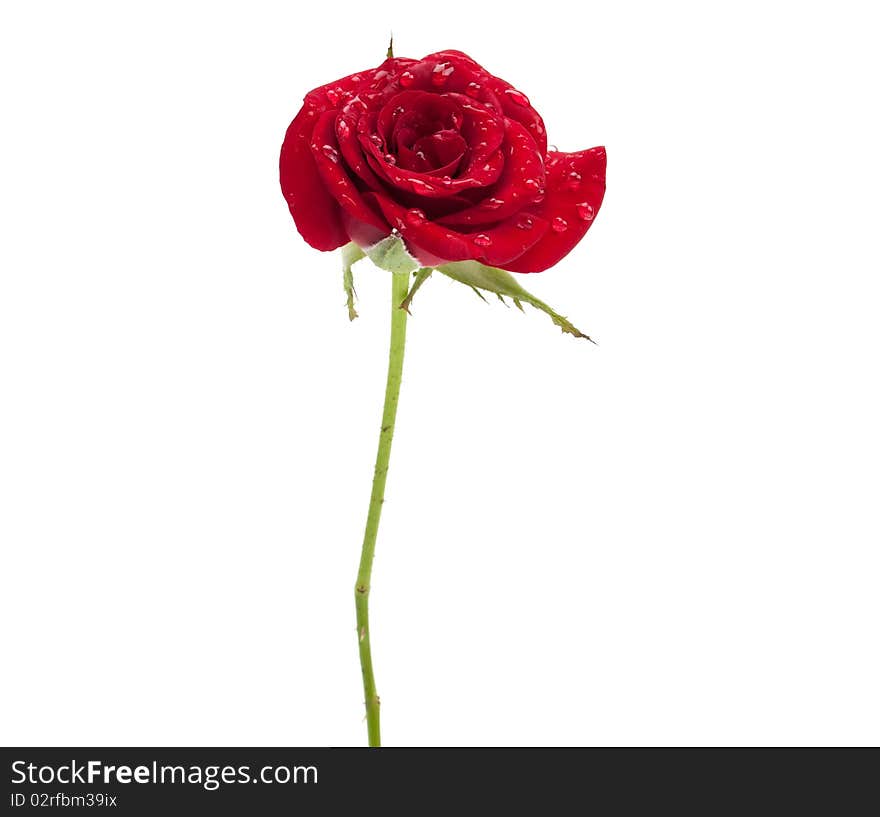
[576,202,595,221]
[325,87,343,106]
[565,171,582,190]
[370,134,384,148]
[516,215,534,230]
[524,178,545,202]
[551,217,568,233]
[351,74,362,84]
[322,145,339,163]
[399,71,415,87]
[384,153,397,166]
[431,62,454,86]
[482,197,504,210]
[406,208,427,226]
[439,175,453,187]
[504,88,531,107]
[410,178,436,194]
[466,82,481,97]
[373,70,390,81]
[473,234,492,247]
[344,97,367,115]
[337,120,350,137]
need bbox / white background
[1,0,878,747]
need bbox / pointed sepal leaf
[400,268,433,314]
[341,243,365,321]
[436,261,594,341]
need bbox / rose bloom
[280,50,605,273]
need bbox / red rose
[280,50,605,273]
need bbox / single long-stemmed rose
[280,45,605,747]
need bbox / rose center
[387,97,467,176]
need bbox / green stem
[355,271,409,747]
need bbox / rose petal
[391,52,484,96]
[279,102,348,251]
[366,192,550,268]
[280,60,412,250]
[336,112,384,188]
[310,111,387,231]
[418,51,547,155]
[362,128,503,196]
[438,120,545,227]
[446,93,506,166]
[501,147,606,273]
[484,76,548,156]
[413,130,467,171]
[378,91,461,146]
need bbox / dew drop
[482,197,504,210]
[370,134,384,148]
[384,153,397,166]
[406,208,427,226]
[564,171,581,190]
[399,71,415,87]
[576,202,595,221]
[337,120,350,137]
[551,217,568,233]
[439,175,453,187]
[473,233,492,247]
[431,62,454,86]
[344,97,367,115]
[466,82,481,97]
[322,145,339,163]
[410,178,436,194]
[524,178,545,202]
[516,215,534,230]
[373,70,390,81]
[325,87,344,106]
[504,88,531,107]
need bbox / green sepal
[364,234,421,276]
[341,243,365,321]
[436,261,594,341]
[400,268,433,313]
